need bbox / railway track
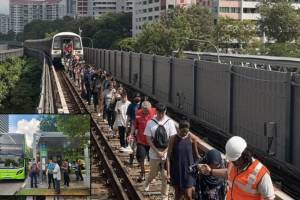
[55,69,88,113]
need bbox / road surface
[0,180,25,195]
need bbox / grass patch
[16,188,90,196]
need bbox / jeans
[64,172,70,186]
[104,108,115,129]
[30,172,37,188]
[118,126,127,148]
[85,83,91,104]
[75,170,83,181]
[48,173,55,189]
[55,179,60,194]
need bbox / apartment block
[77,0,91,17]
[90,0,133,18]
[66,0,77,17]
[0,14,9,34]
[132,0,196,36]
[200,0,300,21]
[10,0,67,33]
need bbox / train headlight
[52,50,61,55]
[75,50,83,55]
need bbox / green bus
[0,133,26,180]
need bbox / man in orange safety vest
[199,136,275,200]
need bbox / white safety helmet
[225,136,247,161]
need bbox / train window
[73,37,82,49]
[53,37,61,49]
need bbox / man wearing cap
[134,101,156,181]
[199,136,275,200]
[144,103,177,200]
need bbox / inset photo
[0,114,91,197]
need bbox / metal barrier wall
[25,48,55,113]
[0,48,24,62]
[84,47,300,169]
[293,74,300,167]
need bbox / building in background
[199,0,300,21]
[0,14,9,34]
[0,115,9,133]
[76,0,91,17]
[90,0,133,19]
[66,0,77,17]
[9,0,67,33]
[132,0,196,36]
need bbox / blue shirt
[126,102,140,124]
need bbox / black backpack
[152,118,170,149]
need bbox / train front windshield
[73,37,82,49]
[53,36,82,50]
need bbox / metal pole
[184,38,221,63]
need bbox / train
[24,32,83,66]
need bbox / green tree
[136,6,214,56]
[39,115,58,132]
[214,17,257,50]
[0,58,42,112]
[116,37,138,51]
[259,0,300,42]
[56,115,90,148]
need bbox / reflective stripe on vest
[227,159,268,199]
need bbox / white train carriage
[51,32,84,64]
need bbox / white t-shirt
[144,115,177,160]
[258,173,275,199]
[115,100,131,127]
[53,163,61,181]
[103,89,116,108]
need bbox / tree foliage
[132,5,214,56]
[56,115,90,148]
[39,115,58,132]
[214,17,257,49]
[0,58,42,112]
[259,0,300,42]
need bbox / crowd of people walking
[64,56,276,200]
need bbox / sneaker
[144,184,149,192]
[119,147,126,151]
[137,173,145,182]
[122,146,133,153]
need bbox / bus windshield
[0,134,25,169]
[73,37,82,50]
[0,155,24,169]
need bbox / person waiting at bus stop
[53,159,61,194]
[46,159,55,189]
[30,159,39,188]
[75,159,84,181]
[199,136,275,200]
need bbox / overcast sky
[0,0,9,15]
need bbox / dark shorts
[136,143,150,162]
